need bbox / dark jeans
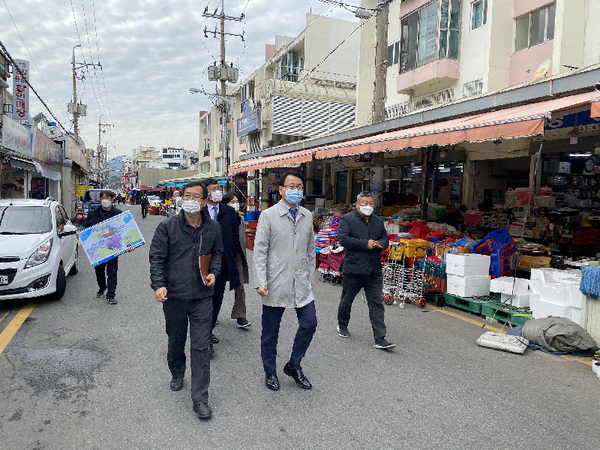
[141,206,147,218]
[338,274,386,340]
[261,301,317,374]
[94,257,118,298]
[163,297,212,405]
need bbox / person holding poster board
[84,190,122,305]
[149,181,223,420]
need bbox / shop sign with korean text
[12,60,29,120]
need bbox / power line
[91,0,113,124]
[2,0,69,119]
[0,39,70,136]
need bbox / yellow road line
[0,302,36,354]
[428,305,594,367]
[428,305,504,333]
[0,311,9,325]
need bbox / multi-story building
[230,0,600,212]
[376,0,600,121]
[199,13,360,180]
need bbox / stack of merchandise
[446,253,491,297]
[490,277,530,307]
[315,216,341,255]
[528,268,583,325]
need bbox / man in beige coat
[254,172,317,391]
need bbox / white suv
[0,198,79,300]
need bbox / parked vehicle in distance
[0,198,79,301]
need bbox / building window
[515,3,555,52]
[471,0,487,30]
[400,0,461,74]
[203,139,210,157]
[387,41,400,67]
[275,50,303,82]
[202,114,211,134]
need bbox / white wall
[583,0,600,66]
[356,0,378,126]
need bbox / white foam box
[445,253,491,277]
[446,274,491,297]
[530,294,572,319]
[500,292,530,308]
[490,277,529,295]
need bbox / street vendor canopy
[228,149,314,173]
[592,96,600,119]
[314,91,600,159]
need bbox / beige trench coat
[253,200,315,308]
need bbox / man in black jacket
[149,181,223,420]
[202,179,250,357]
[337,191,395,350]
[84,190,122,305]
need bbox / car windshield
[0,206,52,234]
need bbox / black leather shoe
[283,363,312,389]
[170,376,183,391]
[265,372,280,391]
[193,402,212,420]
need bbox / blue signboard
[237,100,259,137]
[545,108,600,133]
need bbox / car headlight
[24,238,53,269]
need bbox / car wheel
[52,264,67,300]
[69,247,79,275]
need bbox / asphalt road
[1,204,599,450]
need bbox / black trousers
[211,262,230,330]
[141,205,147,218]
[261,301,317,374]
[94,257,118,298]
[163,297,212,405]
[338,274,387,341]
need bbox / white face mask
[210,190,223,203]
[359,205,374,216]
[182,199,202,214]
[101,199,112,208]
[230,202,240,212]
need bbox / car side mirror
[59,224,78,238]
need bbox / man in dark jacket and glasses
[336,191,395,350]
[149,181,223,420]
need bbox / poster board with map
[79,211,145,267]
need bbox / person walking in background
[149,181,223,420]
[202,179,250,357]
[337,191,395,350]
[221,192,250,331]
[172,190,182,215]
[254,172,317,391]
[85,190,122,305]
[140,195,149,219]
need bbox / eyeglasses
[283,184,304,191]
[182,194,203,200]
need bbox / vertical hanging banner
[12,60,29,120]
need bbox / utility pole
[203,0,244,175]
[98,115,113,187]
[369,1,391,208]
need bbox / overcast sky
[2,0,359,158]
